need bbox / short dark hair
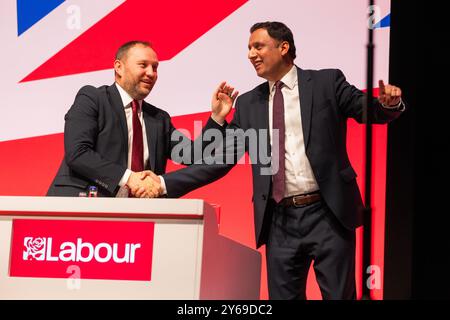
[250,21,296,60]
[115,41,152,60]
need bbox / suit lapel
[142,103,158,170]
[255,83,271,156]
[107,84,129,166]
[298,68,313,149]
[256,83,270,130]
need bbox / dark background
[384,1,449,299]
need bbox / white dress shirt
[268,66,320,197]
[115,83,150,187]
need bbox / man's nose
[248,48,256,60]
[146,66,155,77]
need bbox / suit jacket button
[262,195,267,200]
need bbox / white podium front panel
[0,197,261,299]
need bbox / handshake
[126,170,163,198]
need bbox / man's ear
[114,59,123,77]
[280,41,290,57]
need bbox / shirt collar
[115,82,142,109]
[269,65,298,92]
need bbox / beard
[122,76,153,100]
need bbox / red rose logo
[23,237,46,260]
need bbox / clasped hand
[126,171,162,198]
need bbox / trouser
[266,199,356,300]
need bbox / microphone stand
[362,0,375,300]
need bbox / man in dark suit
[147,22,405,299]
[47,40,237,197]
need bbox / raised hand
[378,80,402,107]
[211,81,239,124]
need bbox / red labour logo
[23,237,46,261]
[10,219,155,281]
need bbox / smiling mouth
[253,62,262,69]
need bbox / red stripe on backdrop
[21,0,248,82]
[0,96,387,299]
[0,134,64,196]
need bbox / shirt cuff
[159,175,168,195]
[210,114,225,126]
[382,98,405,111]
[119,169,132,187]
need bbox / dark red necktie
[131,99,144,172]
[272,81,285,203]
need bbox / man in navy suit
[144,22,405,299]
[47,41,237,198]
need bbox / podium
[0,196,261,299]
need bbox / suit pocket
[54,175,89,189]
[339,165,357,182]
